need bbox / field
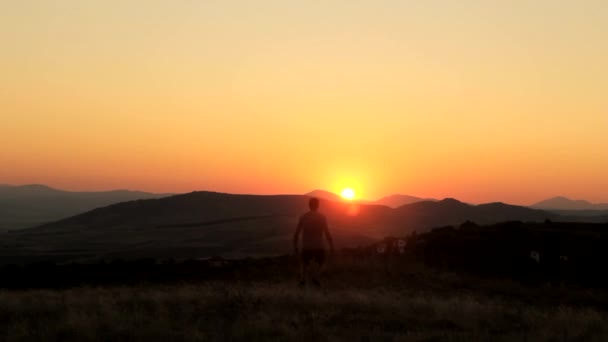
[2,257,608,341]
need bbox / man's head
[309,197,320,211]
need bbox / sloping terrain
[0,184,173,231]
[0,192,564,263]
[531,196,608,210]
[372,194,437,207]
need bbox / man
[293,197,334,287]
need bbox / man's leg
[300,260,305,285]
[299,251,309,286]
[310,261,320,286]
[311,250,325,286]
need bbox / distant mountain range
[531,196,608,211]
[2,185,605,233]
[308,191,608,212]
[0,184,174,231]
[0,191,564,263]
[1,186,607,263]
[305,190,437,208]
[371,194,438,208]
[305,190,344,202]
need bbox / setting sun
[341,188,356,200]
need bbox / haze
[1,1,607,204]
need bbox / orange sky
[1,1,607,205]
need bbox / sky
[1,1,607,205]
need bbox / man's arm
[293,217,302,255]
[324,217,334,254]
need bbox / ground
[2,257,608,341]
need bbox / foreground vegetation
[2,257,608,341]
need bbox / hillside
[3,257,608,341]
[305,190,344,202]
[306,189,436,207]
[0,192,562,264]
[0,184,174,231]
[372,194,437,207]
[531,196,608,211]
[4,226,608,340]
[386,199,556,236]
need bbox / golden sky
[1,1,607,204]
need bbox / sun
[341,188,356,200]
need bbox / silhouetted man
[293,197,334,287]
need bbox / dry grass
[1,279,608,342]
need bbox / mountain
[548,209,608,218]
[531,196,608,211]
[388,199,556,234]
[0,192,563,264]
[0,184,174,231]
[305,190,344,202]
[372,194,437,208]
[1,192,382,263]
[306,189,436,207]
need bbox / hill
[306,189,436,207]
[3,257,608,341]
[0,192,563,264]
[531,196,608,210]
[305,189,344,202]
[372,194,437,207]
[0,192,384,263]
[549,209,608,221]
[383,199,557,236]
[4,223,608,340]
[0,184,174,231]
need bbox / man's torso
[299,211,327,250]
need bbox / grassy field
[2,257,608,341]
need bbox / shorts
[301,248,325,265]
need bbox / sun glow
[341,188,356,200]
